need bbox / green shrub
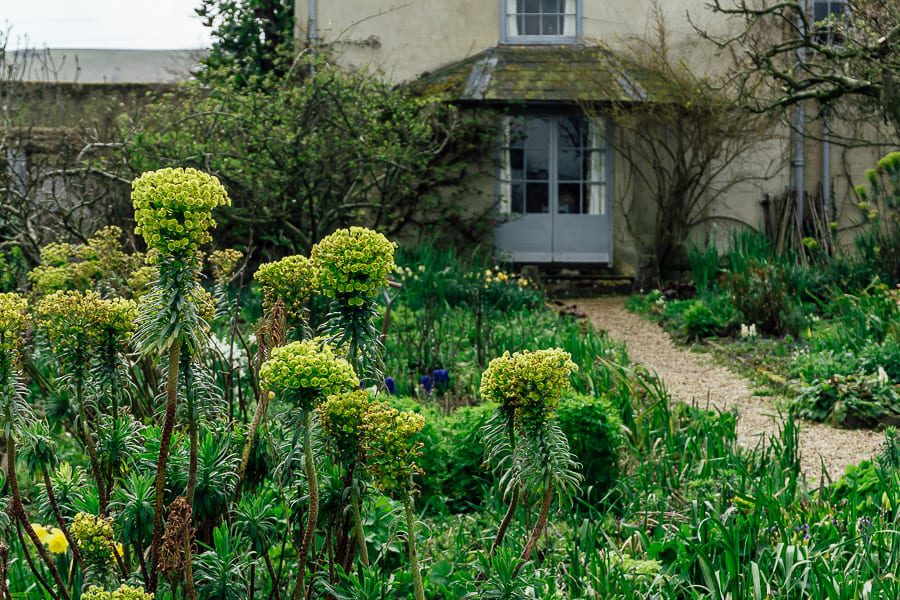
[557,393,623,502]
[723,260,805,336]
[794,373,900,427]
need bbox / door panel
[495,114,612,264]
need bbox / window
[503,0,580,43]
[5,148,27,196]
[499,115,606,216]
[812,0,848,44]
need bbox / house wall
[296,0,892,278]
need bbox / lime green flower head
[480,348,578,421]
[254,255,319,322]
[131,167,231,257]
[361,402,425,492]
[209,248,243,285]
[36,291,136,355]
[0,293,28,356]
[311,227,396,306]
[83,584,154,600]
[70,512,115,566]
[318,390,371,462]
[260,338,358,412]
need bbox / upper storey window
[502,0,580,44]
[812,0,848,44]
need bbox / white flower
[877,367,889,386]
[655,296,665,306]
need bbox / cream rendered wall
[294,1,879,276]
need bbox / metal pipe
[308,0,318,50]
[822,109,831,220]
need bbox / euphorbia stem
[491,416,518,555]
[7,438,71,600]
[41,471,84,571]
[349,482,369,567]
[403,490,424,600]
[77,376,106,515]
[293,412,318,600]
[513,477,553,577]
[236,387,271,498]
[149,341,181,593]
[184,356,198,600]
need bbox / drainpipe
[308,0,318,66]
[792,0,807,226]
[822,109,831,220]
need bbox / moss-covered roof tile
[412,45,652,103]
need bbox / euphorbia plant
[238,253,318,493]
[0,292,71,599]
[318,389,373,567]
[480,348,582,573]
[361,401,426,600]
[35,290,136,514]
[130,167,230,592]
[259,338,358,599]
[312,226,396,384]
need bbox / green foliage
[70,512,115,566]
[556,393,623,502]
[121,61,484,257]
[196,0,294,86]
[193,522,252,599]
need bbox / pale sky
[1,0,213,50]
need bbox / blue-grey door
[495,114,612,263]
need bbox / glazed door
[495,114,611,263]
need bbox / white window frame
[500,0,582,45]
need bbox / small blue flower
[384,376,396,395]
[419,374,433,393]
[432,368,449,384]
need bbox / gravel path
[577,296,882,482]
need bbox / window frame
[499,0,583,45]
[811,0,849,44]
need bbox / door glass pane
[525,116,550,147]
[558,149,581,181]
[509,148,524,179]
[558,183,581,214]
[558,116,586,147]
[525,148,549,179]
[526,182,549,213]
[511,183,525,214]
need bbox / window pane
[525,148,549,179]
[509,148,524,179]
[586,149,605,183]
[563,13,575,35]
[831,2,847,14]
[558,183,582,214]
[511,183,525,214]
[526,183,549,213]
[522,0,540,13]
[586,183,605,215]
[542,0,563,12]
[558,149,581,181]
[814,3,828,20]
[522,15,541,35]
[508,119,527,147]
[542,15,562,35]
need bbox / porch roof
[412,45,654,104]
